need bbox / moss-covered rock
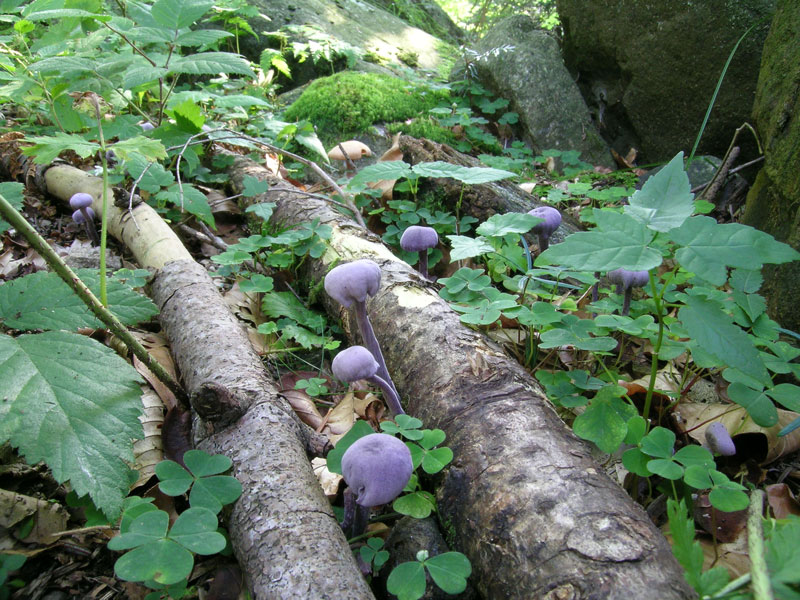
[742,0,800,332]
[283,72,448,142]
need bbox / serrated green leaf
[111,136,167,162]
[151,0,213,29]
[0,331,143,518]
[25,9,111,21]
[625,152,693,232]
[175,29,233,47]
[475,212,541,237]
[156,183,214,227]
[348,161,413,187]
[412,161,515,184]
[171,99,204,133]
[22,132,100,164]
[29,56,95,74]
[0,269,158,331]
[170,52,254,77]
[679,296,770,386]
[446,235,494,261]
[122,64,169,89]
[261,291,323,329]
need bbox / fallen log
[31,164,374,599]
[225,154,696,600]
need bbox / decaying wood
[226,154,696,600]
[33,165,374,599]
[397,135,581,245]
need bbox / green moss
[386,117,458,146]
[283,72,449,140]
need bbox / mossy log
[29,164,374,600]
[225,154,696,600]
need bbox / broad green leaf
[386,560,426,600]
[640,427,676,458]
[151,0,213,29]
[29,56,95,74]
[261,292,324,330]
[171,99,205,133]
[538,316,617,351]
[0,269,158,331]
[679,296,770,386]
[622,448,651,476]
[475,212,541,237]
[156,460,194,496]
[156,183,214,227]
[625,152,693,232]
[0,182,24,235]
[421,447,453,474]
[729,268,762,293]
[536,210,661,272]
[348,161,413,187]
[123,64,169,89]
[170,52,254,77]
[446,235,494,261]
[25,9,111,21]
[113,538,193,585]
[212,94,272,108]
[0,331,143,518]
[168,507,225,554]
[765,516,800,592]
[412,161,515,184]
[109,510,169,550]
[111,136,168,162]
[673,445,715,469]
[125,154,174,193]
[239,274,274,293]
[175,29,233,47]
[767,384,800,412]
[727,382,777,427]
[326,420,373,474]
[647,458,683,480]
[572,386,635,453]
[393,491,435,519]
[22,132,100,164]
[708,486,749,512]
[189,475,242,514]
[670,216,800,285]
[425,552,472,595]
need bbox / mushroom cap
[332,346,379,382]
[327,140,373,161]
[324,259,382,308]
[69,193,94,210]
[400,225,439,253]
[528,206,562,236]
[72,207,95,224]
[140,122,155,131]
[607,268,649,289]
[341,433,413,507]
[705,422,736,456]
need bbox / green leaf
[393,491,435,519]
[171,99,205,133]
[151,0,213,29]
[124,154,174,193]
[729,268,763,293]
[625,152,693,232]
[326,420,374,474]
[640,427,676,458]
[189,475,242,514]
[475,212,541,237]
[421,447,453,474]
[708,486,749,512]
[386,560,426,600]
[348,161,413,187]
[170,52,254,77]
[156,460,193,496]
[261,291,323,329]
[647,458,683,480]
[679,296,770,386]
[175,29,234,47]
[111,136,168,162]
[156,183,214,227]
[22,132,100,164]
[114,538,193,585]
[412,161,515,184]
[670,216,800,285]
[380,415,423,440]
[0,269,158,331]
[0,332,143,519]
[767,384,800,412]
[622,448,652,477]
[168,507,225,554]
[445,235,495,261]
[0,182,24,235]
[239,274,274,293]
[28,56,95,74]
[536,210,661,272]
[572,386,635,453]
[425,552,472,595]
[727,382,777,427]
[109,510,169,550]
[538,315,617,352]
[667,498,727,596]
[241,176,269,197]
[25,8,110,21]
[765,516,800,592]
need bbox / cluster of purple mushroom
[70,192,99,245]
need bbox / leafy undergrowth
[0,1,800,600]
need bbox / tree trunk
[225,154,696,600]
[31,164,374,600]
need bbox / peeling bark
[226,154,695,600]
[397,136,581,245]
[29,164,373,600]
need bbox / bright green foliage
[626,153,694,232]
[0,183,24,236]
[381,414,424,441]
[156,450,242,515]
[0,331,143,518]
[0,269,158,331]
[667,499,729,596]
[360,537,389,571]
[764,516,800,598]
[294,377,329,397]
[0,553,26,598]
[386,550,471,600]
[572,385,636,453]
[283,72,448,138]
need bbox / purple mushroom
[332,346,404,415]
[527,206,562,252]
[324,259,397,398]
[340,433,413,537]
[400,225,439,280]
[705,422,736,457]
[607,268,649,316]
[70,193,99,245]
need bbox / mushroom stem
[366,374,405,416]
[341,487,370,538]
[353,300,398,398]
[537,234,550,253]
[417,251,429,280]
[80,208,100,245]
[621,288,633,316]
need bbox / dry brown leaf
[324,391,356,443]
[132,385,165,488]
[131,332,178,410]
[312,457,342,498]
[674,402,800,465]
[699,535,751,579]
[367,132,403,201]
[693,493,748,543]
[766,483,800,519]
[0,489,69,545]
[278,372,328,431]
[518,182,536,194]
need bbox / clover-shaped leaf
[155,451,242,514]
[381,415,424,441]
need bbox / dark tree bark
[225,154,696,600]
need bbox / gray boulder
[471,16,614,167]
[557,0,774,163]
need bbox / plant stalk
[748,489,774,600]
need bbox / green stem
[94,98,109,307]
[642,271,665,430]
[0,193,188,407]
[748,489,774,600]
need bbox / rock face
[240,0,453,88]
[557,0,774,163]
[742,0,800,332]
[471,16,614,167]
